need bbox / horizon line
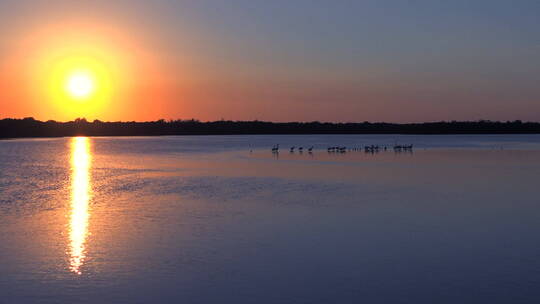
[2,117,538,125]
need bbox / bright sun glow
[67,72,94,99]
[33,41,124,118]
[17,24,146,120]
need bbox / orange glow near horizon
[69,136,91,275]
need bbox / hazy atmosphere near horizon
[2,2,540,304]
[1,0,539,122]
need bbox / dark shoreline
[2,117,540,139]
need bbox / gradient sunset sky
[1,0,539,122]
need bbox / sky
[0,0,539,122]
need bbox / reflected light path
[69,137,91,275]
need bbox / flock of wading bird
[270,144,414,154]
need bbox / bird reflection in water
[68,137,91,275]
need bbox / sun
[66,72,94,99]
[42,54,115,117]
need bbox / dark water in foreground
[1,135,540,303]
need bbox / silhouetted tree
[1,118,540,139]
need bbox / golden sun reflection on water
[69,137,91,275]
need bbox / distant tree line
[1,117,540,139]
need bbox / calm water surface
[1,135,540,303]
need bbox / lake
[1,134,540,303]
